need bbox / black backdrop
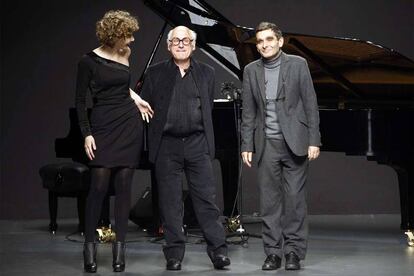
[1,0,413,219]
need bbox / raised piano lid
[143,0,414,109]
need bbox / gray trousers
[257,138,309,259]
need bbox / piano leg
[216,155,239,217]
[150,168,161,235]
[392,161,414,232]
[48,191,58,234]
[396,162,414,247]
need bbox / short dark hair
[255,22,283,39]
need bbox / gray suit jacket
[241,52,321,164]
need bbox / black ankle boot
[83,242,97,273]
[112,241,125,272]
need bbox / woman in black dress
[75,10,153,273]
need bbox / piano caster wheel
[49,222,58,234]
[404,230,414,247]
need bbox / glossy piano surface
[144,0,414,109]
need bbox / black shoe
[262,254,281,270]
[83,242,97,273]
[112,241,125,272]
[166,258,181,271]
[212,254,231,269]
[285,252,301,270]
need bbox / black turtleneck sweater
[263,52,283,139]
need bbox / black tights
[84,167,134,242]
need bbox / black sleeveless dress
[75,52,142,168]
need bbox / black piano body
[55,108,88,164]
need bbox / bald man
[140,26,230,271]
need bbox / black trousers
[154,133,227,261]
[257,138,309,260]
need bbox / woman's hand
[130,89,154,122]
[136,97,154,122]
[84,135,96,160]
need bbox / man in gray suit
[241,22,321,271]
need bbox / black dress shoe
[83,242,97,273]
[262,254,281,270]
[112,241,125,272]
[166,258,181,271]
[212,254,231,269]
[285,251,301,270]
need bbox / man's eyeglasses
[169,37,193,46]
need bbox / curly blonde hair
[96,10,139,47]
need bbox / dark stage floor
[1,214,413,275]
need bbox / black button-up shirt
[163,64,203,137]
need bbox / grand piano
[56,0,413,238]
[139,0,414,233]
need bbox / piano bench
[39,162,90,235]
